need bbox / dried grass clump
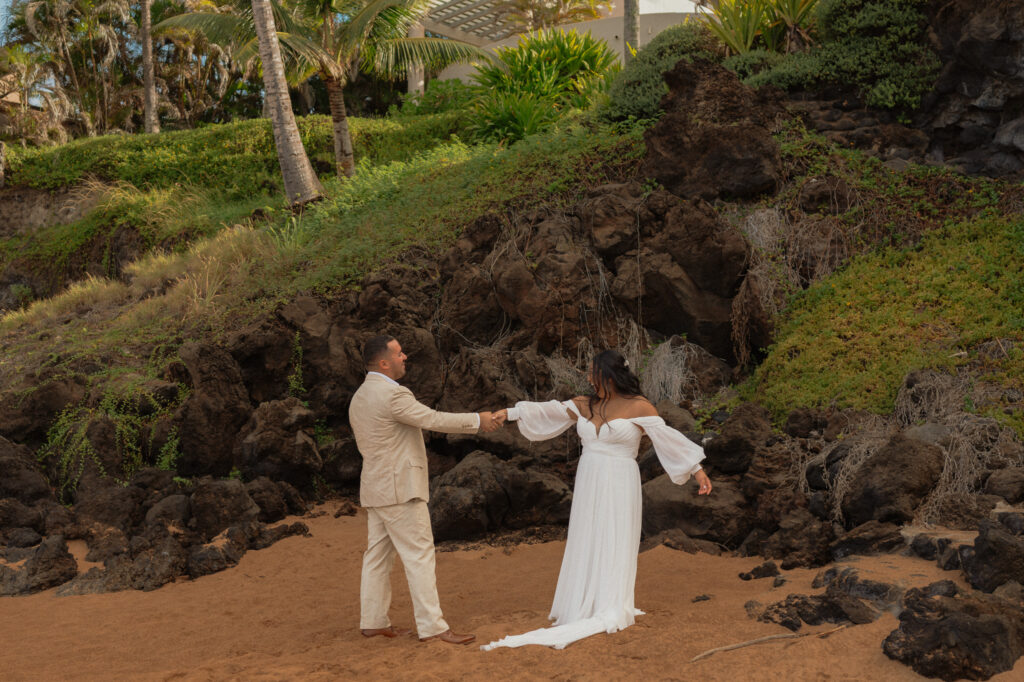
[741,208,788,254]
[815,416,894,523]
[640,340,698,405]
[914,415,1024,525]
[893,371,972,426]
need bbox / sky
[0,0,11,35]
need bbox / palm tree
[141,0,159,132]
[494,0,610,33]
[0,43,72,142]
[23,0,132,133]
[251,0,324,205]
[159,0,486,178]
[622,0,637,64]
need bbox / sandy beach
[1,501,1019,682]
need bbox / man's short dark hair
[363,334,396,369]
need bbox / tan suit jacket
[349,373,479,508]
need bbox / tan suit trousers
[360,499,449,638]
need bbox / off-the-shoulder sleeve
[632,416,704,485]
[506,400,576,441]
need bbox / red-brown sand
[2,501,1020,681]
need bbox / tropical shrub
[472,29,619,106]
[700,0,773,55]
[465,92,563,143]
[601,22,721,122]
[745,0,939,111]
[722,49,785,81]
[398,79,477,116]
[698,0,819,55]
[467,29,618,142]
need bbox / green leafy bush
[722,49,785,80]
[472,29,619,105]
[745,0,939,111]
[468,30,618,142]
[602,22,721,122]
[698,0,820,55]
[466,92,563,143]
[398,79,477,115]
[5,113,469,195]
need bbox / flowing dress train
[481,399,705,650]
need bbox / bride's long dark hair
[587,350,645,420]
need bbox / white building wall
[437,11,699,82]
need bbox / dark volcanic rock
[0,436,52,504]
[739,560,780,581]
[319,438,362,488]
[74,485,146,533]
[245,478,289,523]
[963,520,1024,593]
[0,535,79,596]
[883,582,1024,681]
[758,590,878,632]
[59,528,187,595]
[143,494,190,529]
[831,521,905,559]
[0,374,87,448]
[0,498,44,535]
[189,479,260,542]
[784,408,827,438]
[985,468,1024,504]
[642,475,749,545]
[234,397,323,489]
[428,451,572,541]
[703,403,772,474]
[840,434,945,527]
[643,60,785,201]
[174,343,252,477]
[762,509,835,568]
[639,528,723,555]
[6,527,42,548]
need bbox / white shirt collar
[367,371,399,386]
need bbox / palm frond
[364,36,490,78]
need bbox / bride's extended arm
[505,400,577,441]
[633,405,711,491]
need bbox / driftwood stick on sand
[691,625,849,662]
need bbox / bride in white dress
[481,350,713,651]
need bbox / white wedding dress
[481,399,705,651]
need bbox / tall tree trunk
[142,0,159,133]
[406,23,425,96]
[623,0,639,65]
[251,0,325,206]
[325,76,355,178]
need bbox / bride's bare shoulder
[568,396,589,420]
[628,397,659,418]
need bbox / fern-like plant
[468,29,618,142]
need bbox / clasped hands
[478,408,509,433]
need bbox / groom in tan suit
[349,334,502,645]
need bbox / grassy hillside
[0,113,471,298]
[0,118,645,393]
[746,215,1024,432]
[1,113,1022,438]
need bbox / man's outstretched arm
[390,388,499,434]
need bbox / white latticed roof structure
[422,0,521,45]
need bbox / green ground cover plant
[0,120,646,391]
[743,0,940,111]
[602,22,722,122]
[5,112,468,195]
[467,30,619,142]
[746,215,1024,431]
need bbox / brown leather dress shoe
[419,629,476,645]
[361,627,412,638]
